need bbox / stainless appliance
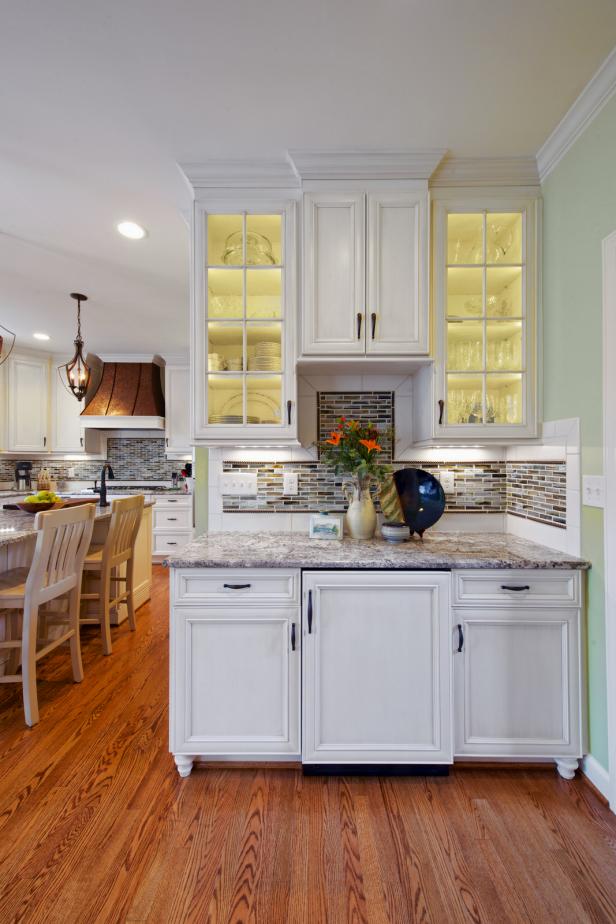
[15,461,32,492]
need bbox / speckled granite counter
[164,532,590,571]
[0,501,155,549]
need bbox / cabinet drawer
[173,568,299,606]
[154,495,192,508]
[154,531,193,554]
[154,507,192,530]
[453,570,580,607]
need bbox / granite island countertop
[164,531,590,571]
[0,500,155,550]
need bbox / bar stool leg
[22,604,40,727]
[126,560,137,631]
[100,569,113,656]
[68,586,84,682]
[7,611,21,675]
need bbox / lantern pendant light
[0,323,16,366]
[62,293,91,401]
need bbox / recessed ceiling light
[33,332,50,341]
[117,220,147,240]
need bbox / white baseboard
[581,754,610,799]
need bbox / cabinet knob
[371,312,376,339]
[438,400,445,425]
[287,400,292,426]
[456,623,464,653]
[500,584,530,592]
[356,313,363,340]
[307,590,313,633]
[224,583,252,590]
[291,622,296,651]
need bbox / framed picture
[309,513,343,540]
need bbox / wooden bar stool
[81,495,144,655]
[0,504,96,726]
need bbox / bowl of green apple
[18,490,64,513]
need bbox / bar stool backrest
[28,505,96,607]
[108,495,144,568]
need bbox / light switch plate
[283,472,299,495]
[438,471,455,493]
[582,474,605,508]
[220,471,258,496]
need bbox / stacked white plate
[226,356,243,371]
[208,353,224,371]
[249,341,281,371]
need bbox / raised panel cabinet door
[165,365,191,455]
[8,354,49,452]
[366,192,428,355]
[302,192,366,354]
[302,571,451,764]
[453,608,582,758]
[171,606,300,757]
[51,365,84,452]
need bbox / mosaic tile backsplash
[0,438,179,484]
[506,462,567,528]
[318,392,394,461]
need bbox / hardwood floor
[1,566,616,923]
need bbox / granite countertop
[164,531,590,571]
[0,501,155,549]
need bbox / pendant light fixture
[60,293,91,401]
[0,323,16,366]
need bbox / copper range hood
[80,362,165,429]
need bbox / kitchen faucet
[99,463,115,507]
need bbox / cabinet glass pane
[207,269,243,319]
[447,213,483,264]
[447,268,483,317]
[208,323,244,372]
[208,215,243,266]
[487,267,522,317]
[246,215,282,265]
[247,322,282,372]
[447,321,483,371]
[486,321,523,371]
[486,213,522,264]
[208,375,245,424]
[246,269,282,319]
[487,374,523,425]
[247,376,282,425]
[446,374,483,425]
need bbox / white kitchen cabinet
[169,568,301,776]
[151,494,193,563]
[302,188,429,358]
[191,198,298,446]
[302,570,451,765]
[415,192,540,443]
[452,569,583,777]
[7,353,50,452]
[164,365,192,458]
[50,360,104,455]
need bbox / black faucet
[99,463,115,507]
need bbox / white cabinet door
[165,365,191,457]
[171,606,300,757]
[302,192,365,355]
[302,571,451,764]
[366,192,428,354]
[51,366,85,452]
[8,354,49,452]
[453,608,582,758]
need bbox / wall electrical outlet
[67,466,76,479]
[582,474,605,508]
[438,470,455,493]
[220,471,258,496]
[283,472,299,495]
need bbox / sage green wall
[194,447,208,537]
[542,92,616,770]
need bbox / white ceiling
[1,1,615,357]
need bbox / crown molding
[179,160,299,189]
[287,148,447,181]
[430,156,539,187]
[537,46,616,183]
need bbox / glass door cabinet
[192,200,297,445]
[433,196,538,440]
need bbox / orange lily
[359,438,383,452]
[325,430,343,446]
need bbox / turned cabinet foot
[174,754,194,778]
[556,758,579,780]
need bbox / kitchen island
[165,532,589,780]
[0,500,154,632]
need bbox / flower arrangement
[319,417,391,487]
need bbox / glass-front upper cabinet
[192,200,297,445]
[433,196,538,440]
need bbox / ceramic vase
[343,479,377,540]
